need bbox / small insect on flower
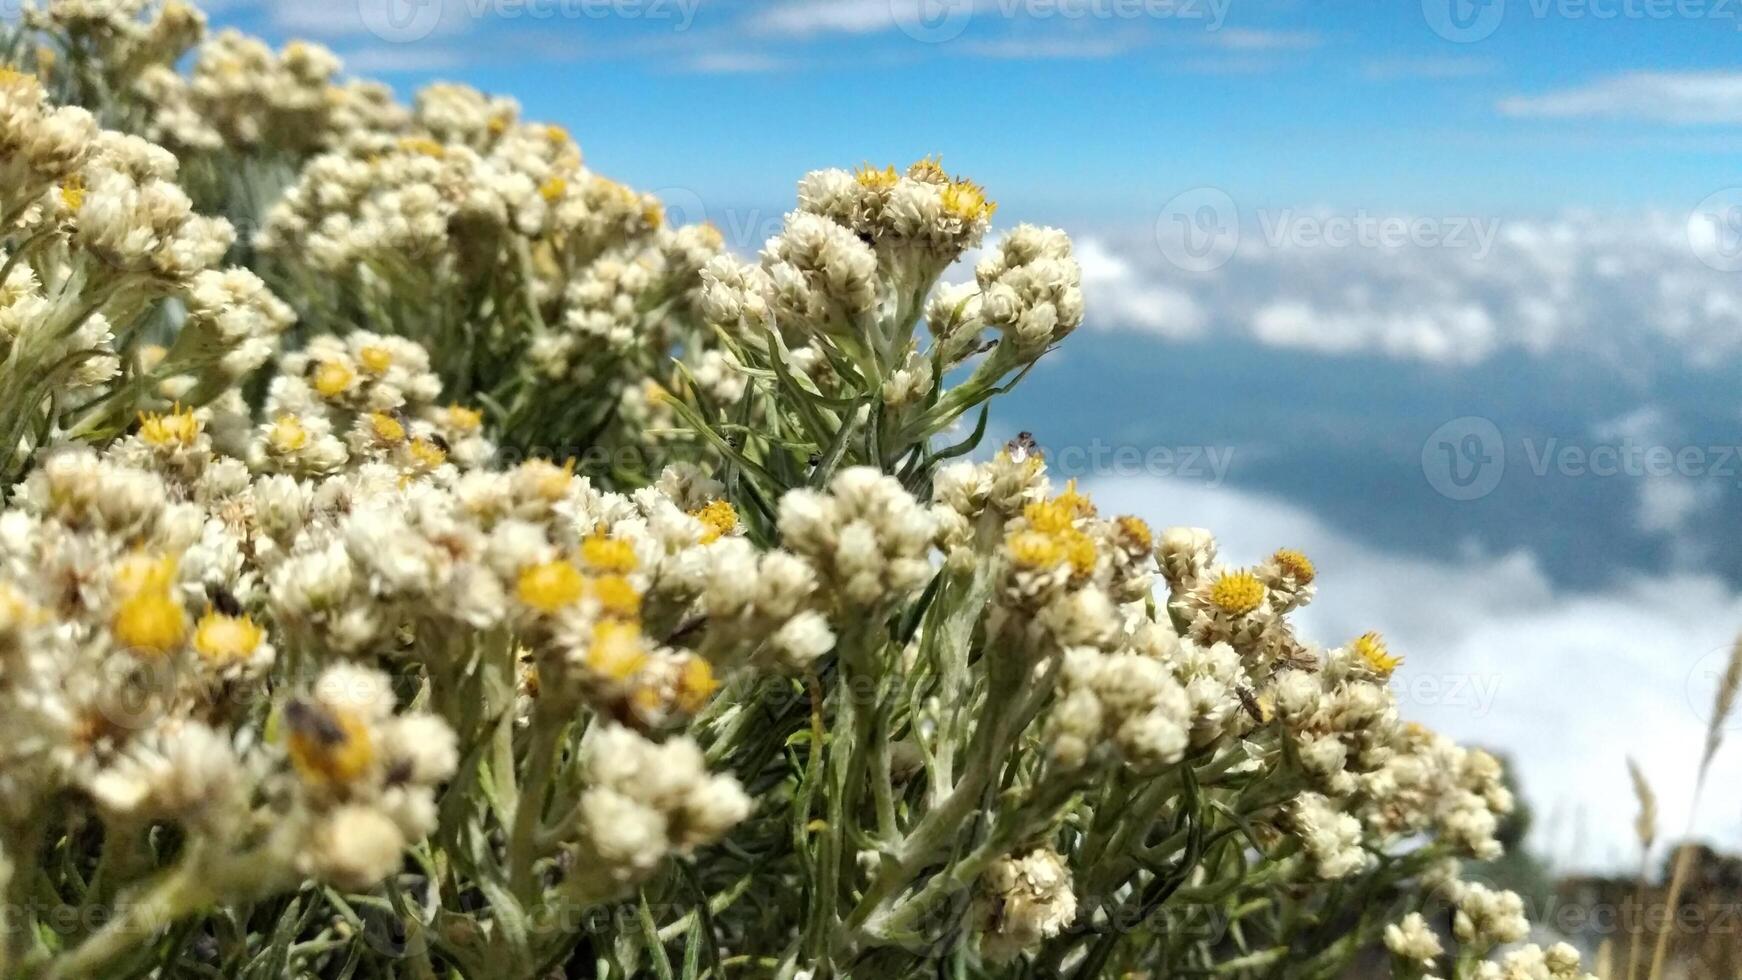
[285,698,375,786]
[1351,631,1402,678]
[1208,571,1266,617]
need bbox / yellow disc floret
[367,411,406,445]
[138,404,201,448]
[193,609,264,665]
[269,414,309,453]
[580,535,638,574]
[675,657,719,713]
[357,345,393,375]
[285,700,375,786]
[113,590,187,656]
[1115,515,1154,552]
[588,574,642,619]
[586,619,648,682]
[1006,530,1064,570]
[1208,571,1266,617]
[1271,548,1316,585]
[517,561,586,613]
[1352,632,1402,678]
[311,359,355,399]
[690,499,737,544]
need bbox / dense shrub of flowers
[0,3,1595,978]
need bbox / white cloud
[1088,473,1742,872]
[1205,27,1319,51]
[680,51,792,73]
[1498,71,1742,125]
[1074,212,1742,367]
[748,0,906,36]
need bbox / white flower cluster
[974,849,1078,963]
[778,467,936,611]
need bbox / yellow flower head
[58,174,84,212]
[855,163,900,191]
[1023,499,1077,536]
[285,699,375,786]
[907,156,948,184]
[642,199,665,229]
[519,458,574,502]
[367,411,406,445]
[311,359,355,399]
[690,499,738,544]
[138,404,201,448]
[941,178,997,223]
[1208,571,1266,617]
[1115,515,1154,553]
[113,590,187,656]
[675,656,719,713]
[1006,529,1064,570]
[193,609,264,665]
[357,344,393,375]
[580,535,638,574]
[1055,480,1096,519]
[269,414,309,454]
[517,561,585,613]
[445,403,484,433]
[0,67,36,89]
[586,619,648,682]
[1352,632,1402,678]
[1271,548,1316,585]
[408,438,448,470]
[588,574,642,619]
[539,176,567,202]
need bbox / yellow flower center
[517,561,585,613]
[854,163,899,191]
[1006,530,1064,570]
[193,610,263,664]
[368,411,406,445]
[1352,632,1402,678]
[113,553,179,597]
[1115,515,1154,552]
[113,591,187,656]
[1208,571,1266,617]
[58,174,84,212]
[941,179,997,222]
[398,136,448,158]
[907,156,948,184]
[311,360,355,399]
[588,574,641,619]
[580,535,638,574]
[286,701,375,786]
[138,405,201,448]
[675,657,719,714]
[585,619,648,682]
[519,458,574,501]
[539,176,567,202]
[689,499,737,544]
[357,345,393,375]
[408,438,447,469]
[1272,548,1316,585]
[1023,499,1077,536]
[269,414,309,453]
[446,403,484,433]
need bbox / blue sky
[216,0,1742,219]
[212,0,1742,867]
